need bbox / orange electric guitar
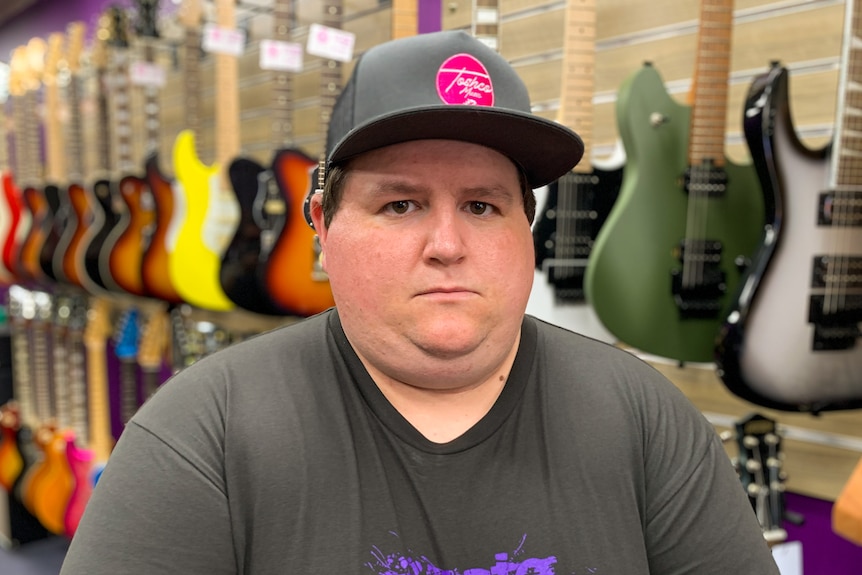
[263,0,341,316]
[57,22,95,291]
[168,0,240,311]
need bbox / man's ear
[309,192,328,243]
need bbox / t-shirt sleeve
[59,371,236,575]
[639,369,781,575]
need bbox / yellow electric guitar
[169,0,240,311]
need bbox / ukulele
[264,0,341,317]
[583,0,764,363]
[141,0,193,305]
[169,0,241,312]
[715,0,862,412]
[220,0,304,315]
[57,22,95,291]
[38,33,71,284]
[529,0,621,343]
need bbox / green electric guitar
[584,0,764,363]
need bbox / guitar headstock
[8,46,28,98]
[23,37,46,92]
[729,413,788,545]
[105,5,132,50]
[66,22,87,74]
[114,308,141,361]
[134,0,161,39]
[178,0,203,29]
[138,307,169,371]
[84,297,114,348]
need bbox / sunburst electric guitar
[715,0,862,412]
[584,0,764,363]
[169,0,240,311]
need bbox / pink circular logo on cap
[436,53,494,107]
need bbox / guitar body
[220,156,289,315]
[716,65,862,411]
[61,182,94,289]
[1,172,24,279]
[169,130,235,311]
[31,429,74,535]
[108,174,153,297]
[265,149,335,316]
[63,434,93,537]
[18,185,52,283]
[0,407,24,491]
[584,64,764,363]
[141,154,183,303]
[81,178,120,291]
[39,183,69,283]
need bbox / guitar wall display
[583,0,764,363]
[715,0,862,412]
[527,0,620,344]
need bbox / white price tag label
[129,61,166,88]
[306,23,355,63]
[202,24,246,57]
[0,62,8,103]
[259,39,303,72]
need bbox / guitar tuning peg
[745,459,762,473]
[719,430,735,443]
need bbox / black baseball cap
[325,30,584,189]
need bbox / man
[60,30,779,574]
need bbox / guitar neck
[832,0,862,189]
[688,0,734,166]
[559,0,596,173]
[215,0,241,175]
[271,0,296,150]
[84,314,114,463]
[0,101,9,173]
[95,67,113,175]
[119,359,139,425]
[67,75,85,181]
[67,319,89,445]
[30,297,54,426]
[319,0,344,161]
[184,27,202,137]
[8,297,36,427]
[44,73,65,184]
[142,41,162,156]
[110,49,135,175]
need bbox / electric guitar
[169,0,241,311]
[264,0,341,317]
[83,298,115,487]
[0,403,24,492]
[63,294,94,537]
[16,37,52,286]
[0,67,20,284]
[57,22,94,291]
[138,306,170,400]
[142,0,194,305]
[3,47,31,284]
[220,0,303,315]
[38,32,71,284]
[584,0,764,363]
[528,0,621,343]
[79,11,126,293]
[108,0,162,298]
[715,0,862,412]
[114,308,142,427]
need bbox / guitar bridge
[671,239,726,318]
[809,255,862,350]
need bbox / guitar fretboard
[271,0,297,150]
[67,75,85,182]
[183,27,202,138]
[559,0,595,173]
[688,0,734,166]
[319,0,343,162]
[832,0,862,188]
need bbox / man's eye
[468,201,492,215]
[387,200,412,214]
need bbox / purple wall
[418,0,441,34]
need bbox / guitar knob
[650,112,669,127]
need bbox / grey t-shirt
[60,310,779,574]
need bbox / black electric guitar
[219,0,299,315]
[533,0,621,305]
[715,0,862,412]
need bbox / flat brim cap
[326,30,584,189]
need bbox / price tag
[306,23,355,63]
[259,39,303,72]
[129,61,166,88]
[0,62,9,103]
[202,24,246,57]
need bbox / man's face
[312,139,535,390]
